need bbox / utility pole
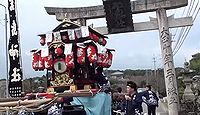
[145,69,149,86]
[153,56,158,93]
[157,8,179,115]
[0,3,9,98]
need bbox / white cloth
[46,32,53,43]
[53,32,61,41]
[81,26,89,38]
[41,47,49,57]
[64,44,73,55]
[68,29,75,40]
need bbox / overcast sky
[0,0,200,78]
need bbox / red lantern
[106,51,113,68]
[32,53,39,70]
[40,37,46,46]
[77,47,86,65]
[38,54,45,70]
[44,54,53,70]
[65,53,74,69]
[87,45,97,63]
[55,47,63,55]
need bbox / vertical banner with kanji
[8,0,23,97]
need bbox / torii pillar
[157,8,179,115]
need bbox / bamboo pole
[0,97,27,102]
[0,98,52,107]
[56,91,95,97]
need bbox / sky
[0,0,200,79]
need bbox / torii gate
[45,0,193,114]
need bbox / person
[117,87,122,93]
[124,81,143,115]
[143,85,159,115]
[112,87,126,115]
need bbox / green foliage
[109,78,121,85]
[190,53,200,73]
[22,75,47,93]
[124,69,146,76]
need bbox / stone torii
[45,0,192,114]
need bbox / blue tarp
[71,92,112,115]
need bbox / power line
[186,0,195,16]
[173,26,191,55]
[172,0,192,52]
[191,0,200,17]
[172,0,200,55]
[173,4,200,56]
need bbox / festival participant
[112,87,126,115]
[143,85,159,115]
[124,81,143,115]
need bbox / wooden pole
[156,8,179,115]
[0,98,52,107]
[0,97,27,102]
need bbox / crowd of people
[112,81,159,115]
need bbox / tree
[189,53,200,73]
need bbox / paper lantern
[55,47,63,55]
[87,45,97,63]
[65,53,74,69]
[38,54,45,70]
[44,54,53,70]
[77,47,86,65]
[32,53,39,70]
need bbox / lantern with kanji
[65,53,74,69]
[44,54,53,70]
[77,47,86,65]
[32,52,39,70]
[55,47,63,56]
[87,45,97,63]
[38,53,45,70]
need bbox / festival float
[32,19,114,95]
[0,19,114,115]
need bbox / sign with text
[103,0,133,34]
